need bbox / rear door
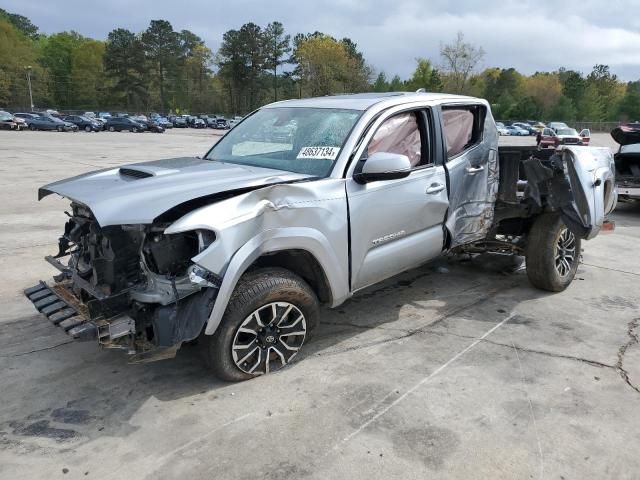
[346,106,449,291]
[438,103,499,247]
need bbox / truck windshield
[205,107,361,177]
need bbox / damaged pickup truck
[25,92,617,381]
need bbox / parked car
[215,117,230,129]
[537,127,590,148]
[206,117,218,128]
[173,116,188,128]
[15,113,76,131]
[512,122,537,135]
[0,110,23,130]
[506,125,529,136]
[105,116,147,132]
[611,124,640,201]
[133,117,165,133]
[63,115,102,132]
[495,122,510,136]
[25,92,616,381]
[12,114,27,130]
[191,117,206,129]
[156,117,173,129]
[547,122,569,133]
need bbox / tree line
[1,8,639,121]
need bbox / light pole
[24,66,34,111]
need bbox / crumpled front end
[24,202,221,362]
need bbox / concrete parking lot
[0,129,638,479]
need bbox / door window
[367,112,427,168]
[441,106,484,159]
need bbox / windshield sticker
[296,146,340,160]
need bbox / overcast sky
[2,0,640,80]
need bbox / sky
[2,0,640,81]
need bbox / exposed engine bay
[26,202,220,362]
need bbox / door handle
[466,165,484,174]
[426,183,445,194]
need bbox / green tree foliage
[373,71,389,92]
[264,21,291,101]
[406,58,442,92]
[0,8,38,38]
[439,31,485,93]
[618,81,640,121]
[104,28,148,110]
[141,20,182,111]
[293,33,370,97]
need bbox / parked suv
[25,93,617,381]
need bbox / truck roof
[264,92,482,111]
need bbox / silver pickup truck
[25,92,617,381]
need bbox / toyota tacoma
[24,92,617,381]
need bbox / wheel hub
[554,228,576,277]
[232,302,307,375]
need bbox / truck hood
[39,157,313,226]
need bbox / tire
[108,126,115,132]
[57,126,63,132]
[29,124,37,131]
[85,125,91,132]
[132,127,138,133]
[201,267,320,382]
[525,213,581,292]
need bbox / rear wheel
[201,268,319,382]
[525,213,581,292]
[29,124,37,131]
[57,126,63,132]
[108,126,115,132]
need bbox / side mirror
[353,151,412,184]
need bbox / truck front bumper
[24,281,98,340]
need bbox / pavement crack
[581,262,640,277]
[315,283,518,357]
[616,318,640,394]
[0,340,75,358]
[425,329,616,369]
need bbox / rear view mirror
[354,151,412,184]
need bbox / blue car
[505,125,529,136]
[15,113,77,132]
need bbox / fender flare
[202,227,349,335]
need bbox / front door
[347,108,449,291]
[439,104,499,247]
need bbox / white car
[495,122,510,136]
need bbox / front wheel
[57,126,63,132]
[525,214,581,292]
[85,125,91,132]
[201,268,319,382]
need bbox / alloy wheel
[231,302,307,375]
[554,228,576,277]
